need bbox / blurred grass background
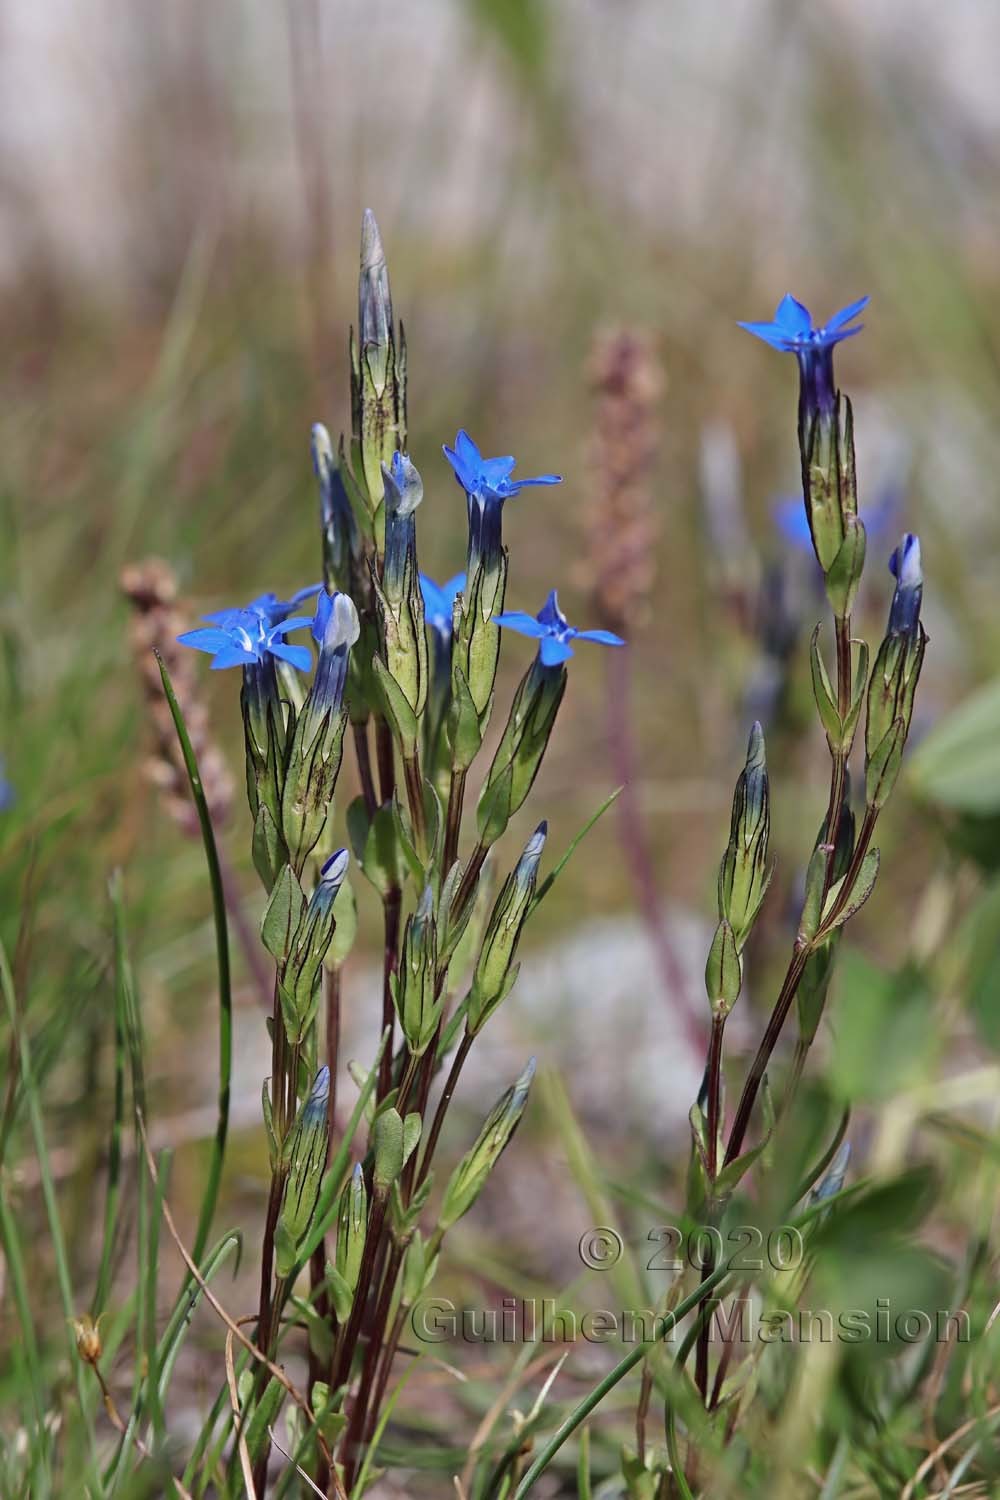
[4,0,1000,1487]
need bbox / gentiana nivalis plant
[167,211,624,1495]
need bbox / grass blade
[155,652,232,1267]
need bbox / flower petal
[268,641,313,672]
[512,472,562,490]
[774,294,813,333]
[736,320,793,352]
[495,611,550,639]
[537,590,566,630]
[268,614,315,637]
[573,628,626,647]
[210,644,258,670]
[539,636,575,666]
[178,627,237,654]
[824,295,870,334]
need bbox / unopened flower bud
[353,211,406,509]
[278,851,349,1043]
[374,454,428,732]
[810,1140,851,1205]
[476,660,566,845]
[865,535,927,808]
[312,424,361,594]
[393,886,441,1056]
[276,1067,330,1270]
[468,824,546,1034]
[439,1058,535,1230]
[336,1162,367,1294]
[282,593,359,871]
[717,723,771,950]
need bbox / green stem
[512,1261,730,1498]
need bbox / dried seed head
[582,328,664,633]
[120,559,233,836]
[72,1314,102,1365]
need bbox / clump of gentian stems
[175,210,623,1495]
[637,294,927,1489]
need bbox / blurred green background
[4,0,1000,1486]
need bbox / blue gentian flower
[0,758,13,812]
[419,572,465,639]
[178,608,314,672]
[738,294,869,429]
[888,532,922,634]
[443,430,562,573]
[205,585,322,630]
[495,590,625,668]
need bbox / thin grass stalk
[155,653,232,1267]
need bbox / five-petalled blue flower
[443,430,561,573]
[738,294,869,428]
[179,605,315,672]
[495,590,625,667]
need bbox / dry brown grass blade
[225,1327,258,1500]
[900,1401,1000,1500]
[136,1109,332,1470]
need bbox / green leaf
[260,864,305,960]
[402,1111,422,1167]
[373,655,418,752]
[810,625,842,746]
[715,1136,769,1196]
[447,664,483,771]
[820,847,880,934]
[252,802,286,890]
[326,1263,354,1323]
[373,1107,404,1191]
[476,762,514,845]
[705,919,741,1012]
[356,802,409,897]
[866,718,905,810]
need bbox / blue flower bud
[887,532,922,635]
[810,1140,850,1205]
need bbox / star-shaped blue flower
[205,585,322,630]
[179,607,314,672]
[739,295,869,430]
[738,294,869,356]
[444,430,562,574]
[419,572,466,637]
[443,430,562,506]
[495,590,625,667]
